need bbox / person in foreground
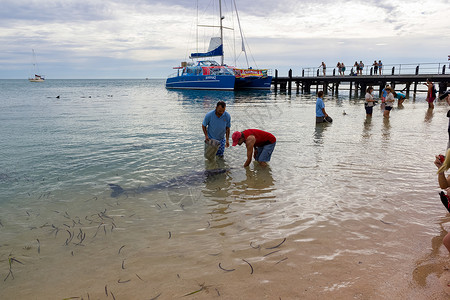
[232,129,276,167]
[364,86,376,116]
[434,149,450,252]
[202,101,231,159]
[383,87,395,118]
[316,91,332,123]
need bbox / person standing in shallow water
[383,87,395,118]
[232,129,276,167]
[426,79,436,109]
[316,91,332,123]
[365,86,376,116]
[202,101,230,158]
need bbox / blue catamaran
[166,38,236,90]
[165,0,271,90]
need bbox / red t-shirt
[243,129,276,147]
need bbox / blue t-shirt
[395,92,405,99]
[316,98,325,117]
[202,110,231,140]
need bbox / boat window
[184,66,202,75]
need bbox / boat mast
[196,0,199,56]
[31,49,41,76]
[219,0,224,66]
[233,0,249,68]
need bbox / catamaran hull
[235,76,272,90]
[166,75,235,90]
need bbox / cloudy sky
[1,0,449,79]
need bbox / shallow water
[1,79,449,299]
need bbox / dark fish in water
[108,168,229,198]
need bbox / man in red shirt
[232,129,276,167]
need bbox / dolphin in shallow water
[108,168,229,198]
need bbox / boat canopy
[190,37,223,59]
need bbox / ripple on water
[0,80,448,299]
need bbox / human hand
[435,155,445,169]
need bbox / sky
[0,0,449,79]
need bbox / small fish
[266,238,286,249]
[218,263,235,272]
[242,259,254,274]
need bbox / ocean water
[1,79,449,299]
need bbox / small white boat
[28,49,45,82]
[29,74,45,82]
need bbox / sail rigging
[29,49,45,82]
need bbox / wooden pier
[272,65,450,96]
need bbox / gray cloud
[0,0,448,79]
[0,1,113,24]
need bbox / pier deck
[272,63,450,96]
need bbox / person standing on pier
[320,62,326,76]
[383,87,395,117]
[426,79,437,109]
[353,61,359,75]
[358,61,365,75]
[316,91,332,123]
[341,62,346,75]
[373,61,378,75]
[378,60,383,75]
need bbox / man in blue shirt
[316,91,332,123]
[202,101,231,158]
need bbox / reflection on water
[382,116,391,141]
[362,116,373,140]
[232,166,275,201]
[313,122,330,145]
[425,107,434,123]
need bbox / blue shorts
[255,142,276,162]
[216,138,226,157]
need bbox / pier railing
[301,62,449,77]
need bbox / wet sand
[1,179,450,299]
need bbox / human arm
[202,125,209,142]
[225,127,230,148]
[244,135,256,167]
[435,155,450,189]
[321,108,328,117]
